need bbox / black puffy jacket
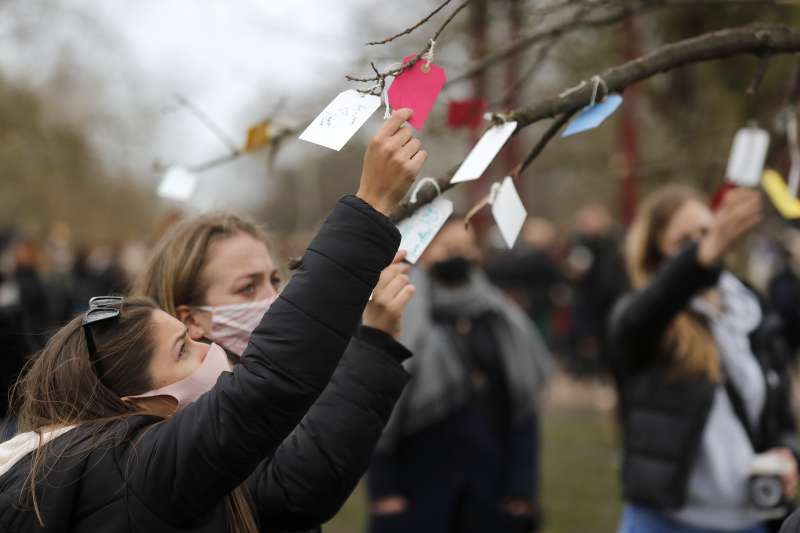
[607,243,798,511]
[0,196,408,532]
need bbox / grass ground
[324,376,623,533]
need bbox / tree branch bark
[391,24,800,223]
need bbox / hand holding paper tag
[388,55,446,130]
[357,108,428,216]
[299,90,382,151]
[450,121,518,184]
[158,166,197,202]
[398,196,454,264]
[491,177,527,249]
[562,94,623,137]
[726,127,770,187]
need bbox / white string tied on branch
[589,75,608,106]
[410,177,442,203]
[424,39,436,72]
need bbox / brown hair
[132,213,269,314]
[625,185,720,380]
[132,215,265,532]
[15,297,257,533]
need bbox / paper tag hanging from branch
[562,94,623,137]
[299,90,382,151]
[388,53,446,130]
[762,169,800,219]
[244,120,271,152]
[157,166,198,202]
[726,127,770,187]
[463,177,527,249]
[450,121,518,184]
[397,194,454,264]
[492,177,528,248]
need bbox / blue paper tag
[562,94,623,137]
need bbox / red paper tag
[388,55,447,130]
[447,99,486,129]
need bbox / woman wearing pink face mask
[132,213,415,531]
[0,108,426,533]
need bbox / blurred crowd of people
[4,186,800,532]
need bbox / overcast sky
[0,0,436,210]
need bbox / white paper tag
[397,196,454,264]
[157,166,197,201]
[491,176,527,249]
[450,121,517,184]
[725,127,770,187]
[299,90,382,151]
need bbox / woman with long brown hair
[0,108,426,533]
[609,184,799,533]
[130,181,416,532]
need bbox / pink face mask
[130,343,231,409]
[197,296,276,356]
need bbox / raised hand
[356,108,428,216]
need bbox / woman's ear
[176,305,209,341]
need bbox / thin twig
[366,0,452,45]
[346,0,472,90]
[747,54,771,95]
[492,41,558,109]
[173,93,240,155]
[513,110,577,180]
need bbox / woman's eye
[239,283,256,296]
[270,275,281,289]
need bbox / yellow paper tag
[244,120,271,152]
[762,169,800,219]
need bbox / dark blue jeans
[619,504,767,533]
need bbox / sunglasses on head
[81,296,124,364]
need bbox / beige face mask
[127,343,231,409]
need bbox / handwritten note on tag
[450,121,518,184]
[299,90,381,151]
[388,56,446,130]
[762,169,800,219]
[726,127,770,187]
[562,94,623,137]
[397,196,454,264]
[491,177,527,249]
[157,166,197,201]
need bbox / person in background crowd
[0,233,51,432]
[367,221,553,533]
[486,217,568,347]
[609,185,798,533]
[566,203,628,376]
[132,212,414,532]
[767,229,800,361]
[70,243,127,314]
[0,107,426,533]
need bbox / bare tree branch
[508,24,800,128]
[346,0,472,94]
[445,0,792,89]
[365,0,452,46]
[391,24,800,223]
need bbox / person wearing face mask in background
[366,221,554,533]
[0,108,425,533]
[608,185,799,533]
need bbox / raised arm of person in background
[609,189,761,371]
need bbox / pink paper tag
[388,55,447,130]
